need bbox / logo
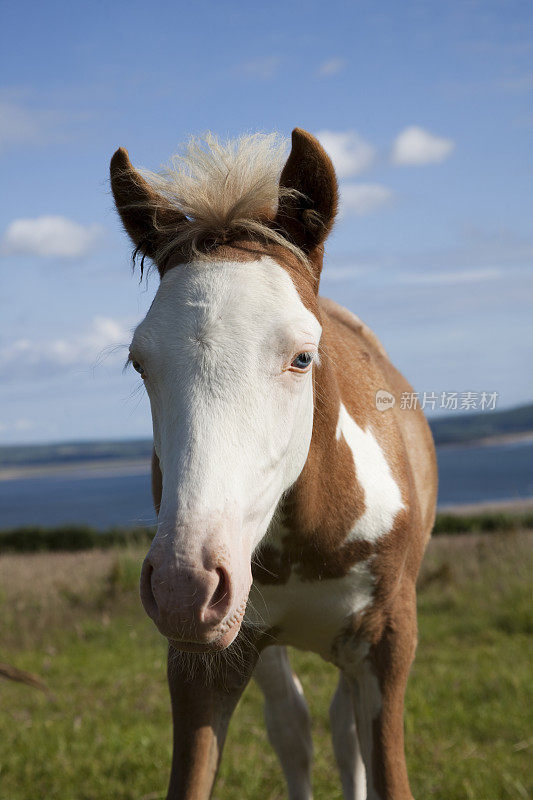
[375,390,395,412]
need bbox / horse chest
[248,559,375,659]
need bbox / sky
[0,0,532,445]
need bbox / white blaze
[132,256,321,554]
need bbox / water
[436,440,533,507]
[1,441,532,530]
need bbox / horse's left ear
[110,147,186,271]
[275,128,338,265]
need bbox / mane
[136,132,309,270]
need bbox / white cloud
[497,73,533,93]
[0,317,131,377]
[340,183,393,216]
[398,268,502,285]
[0,98,66,153]
[391,126,454,166]
[0,418,35,434]
[316,130,375,178]
[322,265,369,282]
[1,216,104,259]
[317,58,346,77]
[0,100,40,151]
[236,56,281,80]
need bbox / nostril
[209,567,229,610]
[199,566,233,627]
[140,559,159,620]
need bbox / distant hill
[429,402,533,446]
[1,403,532,468]
[0,439,153,469]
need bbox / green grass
[0,534,531,800]
[2,511,533,554]
[0,525,155,553]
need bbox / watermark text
[375,390,499,412]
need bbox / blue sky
[0,0,532,444]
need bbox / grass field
[0,532,531,800]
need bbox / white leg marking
[329,673,366,800]
[253,646,313,800]
[346,664,382,799]
[334,641,382,800]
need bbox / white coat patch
[248,557,375,659]
[336,403,404,543]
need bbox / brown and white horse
[110,129,437,800]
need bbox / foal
[110,129,437,800]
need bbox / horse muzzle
[140,553,250,651]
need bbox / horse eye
[291,352,313,370]
[132,360,145,376]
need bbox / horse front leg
[329,672,366,800]
[337,588,418,800]
[166,644,258,800]
[253,645,313,800]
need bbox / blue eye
[291,352,313,370]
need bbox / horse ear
[275,128,338,256]
[110,147,185,265]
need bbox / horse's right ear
[110,147,185,265]
[275,128,338,257]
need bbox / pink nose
[140,557,233,643]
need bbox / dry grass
[420,529,532,585]
[0,548,120,600]
[0,546,143,650]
